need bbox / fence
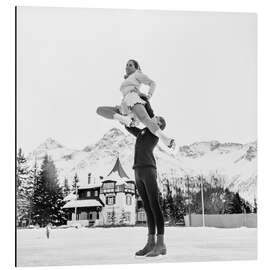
[184,213,257,228]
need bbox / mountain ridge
[26,127,257,205]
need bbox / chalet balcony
[100,185,135,194]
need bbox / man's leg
[142,168,164,235]
[135,169,156,235]
[142,168,166,257]
[134,169,156,256]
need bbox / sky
[17,7,257,154]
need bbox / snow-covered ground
[17,226,257,267]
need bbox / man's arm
[125,126,141,137]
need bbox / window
[126,195,132,205]
[126,183,134,189]
[138,211,146,222]
[94,190,98,196]
[103,182,114,189]
[106,196,115,205]
[87,191,91,197]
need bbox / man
[124,99,173,257]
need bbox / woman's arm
[135,72,156,99]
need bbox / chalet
[63,157,146,227]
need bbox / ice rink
[17,226,257,267]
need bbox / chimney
[88,173,91,185]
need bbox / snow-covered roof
[62,199,103,209]
[78,183,102,189]
[63,193,77,202]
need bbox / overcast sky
[17,7,257,153]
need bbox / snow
[62,199,102,208]
[63,193,77,202]
[17,226,257,267]
[26,128,257,204]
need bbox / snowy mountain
[26,128,257,205]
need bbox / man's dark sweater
[125,95,158,169]
[125,126,159,169]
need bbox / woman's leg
[96,106,133,126]
[96,106,119,119]
[131,103,173,147]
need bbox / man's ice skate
[135,234,155,257]
[168,139,176,150]
[145,234,167,257]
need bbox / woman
[96,59,175,149]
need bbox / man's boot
[145,234,167,257]
[135,234,156,256]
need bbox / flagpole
[200,175,205,227]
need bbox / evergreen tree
[243,200,252,214]
[158,190,166,218]
[163,178,174,221]
[72,173,79,192]
[203,183,225,214]
[26,160,38,225]
[16,148,29,226]
[32,154,66,227]
[63,178,71,197]
[253,198,257,213]
[223,188,234,214]
[227,192,243,214]
[16,148,35,227]
[172,186,186,224]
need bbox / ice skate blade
[145,249,167,257]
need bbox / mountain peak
[37,137,64,150]
[102,127,125,140]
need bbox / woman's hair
[124,59,141,79]
[129,59,141,71]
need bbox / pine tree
[227,192,243,214]
[63,178,71,197]
[16,148,34,227]
[223,188,234,214]
[163,178,174,222]
[253,198,257,213]
[172,186,185,224]
[32,154,66,227]
[72,173,79,192]
[26,160,38,225]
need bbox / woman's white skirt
[120,91,146,115]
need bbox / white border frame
[1,1,269,270]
